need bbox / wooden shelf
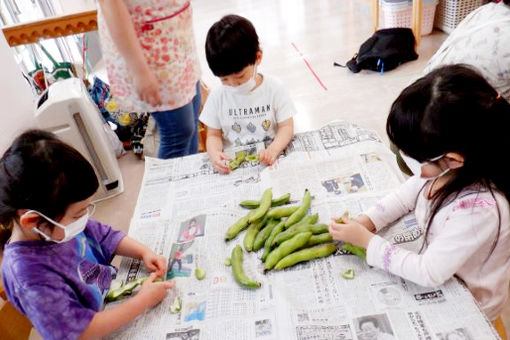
[2,10,98,47]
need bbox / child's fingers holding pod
[269,149,280,165]
[153,256,167,277]
[219,152,232,161]
[160,279,175,290]
[213,159,230,173]
[266,153,277,166]
[258,149,270,165]
[145,272,159,283]
[328,223,346,241]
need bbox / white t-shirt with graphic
[199,74,296,149]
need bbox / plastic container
[381,0,439,35]
[434,0,485,33]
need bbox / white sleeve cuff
[363,205,387,232]
[366,234,393,270]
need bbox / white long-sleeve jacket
[364,175,510,321]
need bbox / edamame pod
[272,224,329,247]
[267,205,300,219]
[341,243,367,261]
[283,213,319,230]
[231,245,261,289]
[274,243,338,270]
[253,219,279,251]
[239,193,291,209]
[229,151,247,170]
[248,188,273,223]
[306,232,333,247]
[265,232,312,271]
[105,277,147,302]
[225,214,250,241]
[244,216,269,251]
[262,220,285,262]
[284,189,312,228]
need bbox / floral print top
[97,0,201,112]
[425,2,510,102]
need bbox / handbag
[345,28,418,74]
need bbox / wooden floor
[69,0,510,338]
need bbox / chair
[198,81,210,152]
[0,283,33,340]
[494,316,508,340]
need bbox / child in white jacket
[329,65,510,324]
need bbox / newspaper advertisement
[106,122,499,340]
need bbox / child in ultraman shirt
[200,14,296,173]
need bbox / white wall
[0,34,36,153]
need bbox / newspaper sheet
[106,121,499,340]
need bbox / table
[106,122,499,340]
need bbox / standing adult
[97,0,201,159]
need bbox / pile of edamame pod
[225,188,366,289]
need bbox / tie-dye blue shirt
[1,219,125,340]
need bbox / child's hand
[328,214,374,248]
[258,147,279,165]
[142,250,167,277]
[138,272,175,309]
[210,151,231,174]
[134,70,161,106]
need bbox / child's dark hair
[387,64,510,253]
[0,130,99,247]
[205,14,260,77]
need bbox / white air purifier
[35,78,124,202]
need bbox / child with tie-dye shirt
[0,130,174,340]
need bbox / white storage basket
[434,0,486,33]
[382,0,439,35]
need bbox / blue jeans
[151,82,201,159]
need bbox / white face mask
[223,65,257,95]
[399,151,449,179]
[29,209,91,243]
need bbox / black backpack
[345,28,418,73]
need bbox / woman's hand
[134,70,161,106]
[209,150,231,174]
[137,273,175,309]
[328,214,374,248]
[142,249,167,277]
[258,146,279,165]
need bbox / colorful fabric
[425,2,510,102]
[97,0,201,112]
[1,220,125,340]
[199,74,296,149]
